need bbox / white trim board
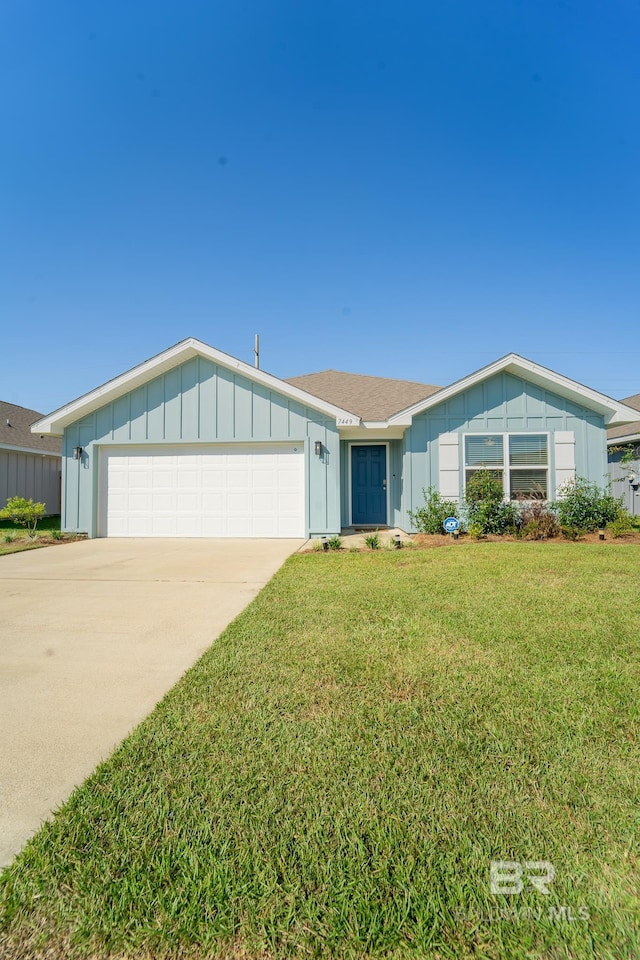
[32,338,361,436]
[388,354,640,427]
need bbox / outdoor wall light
[73,446,83,460]
[314,440,323,456]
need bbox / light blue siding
[401,372,607,531]
[62,358,340,537]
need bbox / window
[465,434,548,500]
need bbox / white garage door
[100,444,305,538]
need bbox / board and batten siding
[401,372,607,531]
[0,450,61,515]
[62,357,340,537]
[608,445,640,516]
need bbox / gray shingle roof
[607,393,640,442]
[0,401,62,454]
[285,370,441,421]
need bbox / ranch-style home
[32,339,640,539]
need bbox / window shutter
[554,431,575,494]
[439,433,460,499]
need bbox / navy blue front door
[351,445,387,525]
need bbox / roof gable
[32,339,361,436]
[607,392,640,443]
[388,354,640,427]
[0,401,62,455]
[285,370,440,421]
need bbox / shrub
[607,511,633,539]
[409,488,459,535]
[554,477,625,532]
[561,525,584,541]
[363,531,380,550]
[464,471,504,506]
[0,496,46,536]
[2,531,16,543]
[327,535,343,551]
[51,529,63,541]
[464,470,519,535]
[518,500,560,540]
[467,523,484,540]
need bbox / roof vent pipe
[254,334,259,369]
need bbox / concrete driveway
[0,537,304,867]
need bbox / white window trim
[463,432,551,501]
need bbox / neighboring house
[607,393,640,516]
[1,401,62,515]
[31,339,640,538]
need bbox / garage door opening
[99,444,305,538]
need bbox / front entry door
[351,445,387,525]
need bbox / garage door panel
[177,471,200,488]
[202,492,224,511]
[227,517,250,537]
[152,517,176,536]
[253,493,275,511]
[101,444,305,538]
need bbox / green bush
[409,488,459,535]
[363,531,381,550]
[607,511,633,539]
[464,470,519,535]
[554,477,626,532]
[327,535,343,551]
[561,525,584,541]
[0,496,46,535]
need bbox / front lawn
[1,544,638,959]
[0,515,61,534]
[0,517,85,556]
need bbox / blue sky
[2,0,640,413]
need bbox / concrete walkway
[0,537,303,867]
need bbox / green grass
[0,540,47,556]
[1,544,639,959]
[0,516,69,555]
[0,515,61,533]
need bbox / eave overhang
[31,338,361,437]
[388,353,640,428]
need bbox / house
[607,393,640,516]
[1,401,62,515]
[31,339,640,538]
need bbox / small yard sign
[443,516,460,533]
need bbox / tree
[0,496,46,537]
